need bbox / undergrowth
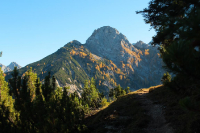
[85,93,150,133]
[147,85,200,133]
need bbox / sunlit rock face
[86,26,165,88]
[0,63,11,72]
[133,41,164,85]
[85,26,141,67]
[7,62,21,70]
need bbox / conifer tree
[82,78,101,108]
[109,85,127,100]
[162,72,171,85]
[0,67,16,132]
[25,67,37,101]
[89,77,99,108]
[8,67,20,100]
[137,0,200,85]
[125,87,130,94]
[1,68,87,132]
[42,72,52,102]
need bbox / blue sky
[0,0,155,67]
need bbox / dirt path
[85,88,174,133]
[135,91,174,133]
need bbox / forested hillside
[0,66,131,132]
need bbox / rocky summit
[7,62,21,70]
[86,26,164,88]
[86,26,140,66]
[0,62,21,72]
[5,26,165,95]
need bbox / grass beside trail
[85,84,200,133]
[84,92,150,133]
[147,85,200,133]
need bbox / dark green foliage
[1,68,114,132]
[8,67,20,99]
[100,97,109,107]
[109,85,127,99]
[179,96,194,111]
[137,0,200,90]
[137,2,200,132]
[125,87,130,94]
[1,68,87,132]
[137,0,200,47]
[81,78,104,108]
[161,72,171,85]
[162,40,200,79]
[0,67,16,132]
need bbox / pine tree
[137,0,200,85]
[42,72,52,102]
[90,77,99,108]
[109,85,126,99]
[8,67,20,100]
[25,67,37,101]
[125,87,130,94]
[82,78,101,108]
[1,68,87,132]
[0,67,16,132]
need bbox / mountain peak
[86,26,130,48]
[86,26,128,44]
[65,40,82,46]
[92,26,120,35]
[9,62,18,65]
[7,62,21,70]
[134,41,149,49]
[85,26,143,67]
[0,62,21,72]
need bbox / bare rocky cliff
[86,26,165,88]
[85,26,141,67]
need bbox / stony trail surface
[104,89,174,133]
[135,90,174,133]
[85,88,174,133]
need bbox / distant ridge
[7,62,21,70]
[0,62,21,72]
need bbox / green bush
[109,85,127,100]
[179,97,194,111]
[161,72,171,85]
[100,97,109,107]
